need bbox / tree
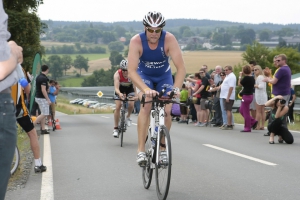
[113,25,127,37]
[109,51,124,66]
[61,55,73,76]
[4,0,44,72]
[179,26,190,36]
[46,55,63,80]
[73,55,89,75]
[182,29,195,37]
[259,31,270,41]
[108,41,125,52]
[236,29,256,45]
[242,41,270,67]
[102,31,117,44]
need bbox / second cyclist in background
[113,59,135,138]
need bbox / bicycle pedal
[139,161,147,167]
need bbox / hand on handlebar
[144,88,159,98]
[118,93,125,100]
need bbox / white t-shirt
[220,72,236,100]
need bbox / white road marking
[132,123,137,125]
[203,144,277,166]
[40,135,54,200]
[100,116,110,118]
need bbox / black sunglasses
[276,60,281,62]
[122,69,127,72]
[146,27,162,33]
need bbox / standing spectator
[48,80,60,121]
[220,65,236,130]
[201,65,211,80]
[34,65,51,134]
[254,65,268,130]
[263,54,291,130]
[249,61,257,119]
[211,65,223,126]
[195,68,210,126]
[0,1,23,198]
[11,68,47,173]
[238,65,257,132]
[264,54,291,105]
[178,83,188,123]
[288,87,296,124]
[190,73,202,125]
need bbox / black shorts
[17,115,34,132]
[115,85,134,98]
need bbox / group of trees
[42,54,89,80]
[46,43,106,54]
[81,51,124,86]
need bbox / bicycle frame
[149,101,167,167]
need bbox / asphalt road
[5,112,300,200]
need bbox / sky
[37,0,300,25]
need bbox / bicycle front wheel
[155,125,172,200]
[142,128,153,189]
[11,146,20,175]
[119,112,125,147]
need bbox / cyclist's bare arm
[165,32,186,90]
[128,34,157,97]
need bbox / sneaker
[34,165,47,173]
[41,129,50,134]
[194,122,201,126]
[136,152,147,166]
[219,124,226,129]
[198,122,206,127]
[113,129,119,138]
[126,118,132,127]
[159,151,168,165]
[223,125,233,130]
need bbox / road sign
[97,91,103,97]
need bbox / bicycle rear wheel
[11,146,20,175]
[142,128,153,189]
[155,125,172,200]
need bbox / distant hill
[43,19,300,31]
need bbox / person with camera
[265,95,294,144]
[238,65,257,132]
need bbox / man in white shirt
[220,65,236,130]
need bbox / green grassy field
[44,53,110,61]
[58,76,85,87]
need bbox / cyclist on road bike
[113,59,135,138]
[127,11,186,165]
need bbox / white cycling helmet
[143,11,166,28]
[120,59,128,70]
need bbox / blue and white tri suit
[137,30,173,94]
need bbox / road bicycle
[114,95,135,147]
[11,146,20,175]
[141,88,181,200]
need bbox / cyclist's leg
[114,98,122,128]
[136,74,154,162]
[125,90,135,120]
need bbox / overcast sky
[37,0,300,25]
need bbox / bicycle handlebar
[140,87,180,107]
